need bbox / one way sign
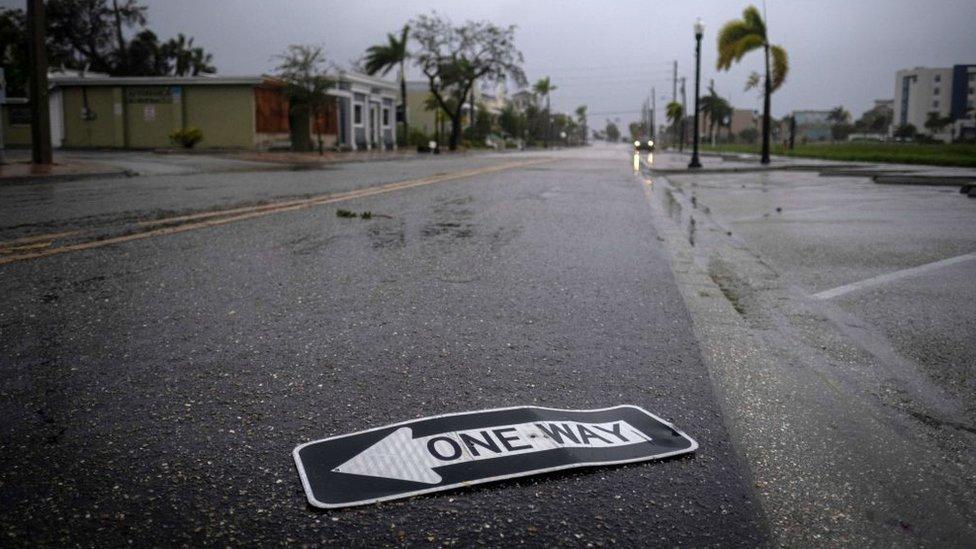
[293,405,698,508]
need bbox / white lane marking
[811,252,976,300]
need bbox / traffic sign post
[293,405,698,509]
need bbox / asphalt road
[0,146,765,546]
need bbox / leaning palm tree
[717,5,788,164]
[364,25,410,144]
[575,105,588,145]
[533,77,557,148]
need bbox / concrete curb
[873,174,976,186]
[650,164,855,175]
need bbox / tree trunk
[289,103,312,152]
[448,111,462,151]
[112,0,127,73]
[761,43,772,164]
[399,62,408,146]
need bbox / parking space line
[811,252,976,300]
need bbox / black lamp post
[688,17,705,169]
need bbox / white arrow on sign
[333,420,652,484]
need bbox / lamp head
[694,17,705,38]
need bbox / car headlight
[634,141,640,147]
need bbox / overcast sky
[7,0,975,127]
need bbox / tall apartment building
[893,64,975,140]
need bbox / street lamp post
[688,17,705,169]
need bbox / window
[934,74,941,83]
[933,100,939,108]
[970,73,975,82]
[969,87,974,96]
[969,100,975,109]
[353,104,363,125]
[933,87,939,95]
[382,108,390,126]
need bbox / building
[728,109,758,138]
[1,97,32,147]
[693,108,757,143]
[328,71,399,150]
[405,80,507,139]
[892,64,975,140]
[792,110,832,142]
[16,70,397,150]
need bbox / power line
[586,109,645,116]
[539,60,673,72]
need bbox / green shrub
[407,128,431,147]
[169,127,204,149]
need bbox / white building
[893,65,975,140]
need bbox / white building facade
[330,71,399,150]
[893,65,975,140]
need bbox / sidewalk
[0,157,131,185]
[228,148,419,166]
[0,147,421,184]
[651,149,976,186]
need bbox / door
[370,103,380,148]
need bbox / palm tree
[666,101,684,149]
[364,25,410,144]
[717,5,788,164]
[575,105,588,145]
[698,87,731,145]
[533,77,557,148]
[164,34,214,76]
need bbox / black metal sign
[293,405,698,508]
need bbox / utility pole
[679,77,687,152]
[0,68,7,165]
[672,61,677,105]
[671,60,678,148]
[27,0,52,165]
[641,100,648,139]
[650,86,656,140]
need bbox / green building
[27,71,398,151]
[48,74,278,149]
[1,97,32,147]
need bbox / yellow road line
[0,230,80,248]
[0,158,552,266]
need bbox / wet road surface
[0,147,765,546]
[646,155,976,546]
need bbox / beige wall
[59,83,260,149]
[185,86,254,149]
[124,86,179,148]
[1,104,32,146]
[62,87,122,148]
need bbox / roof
[49,75,268,87]
[335,71,398,91]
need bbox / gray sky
[8,0,976,127]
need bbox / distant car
[633,139,655,152]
